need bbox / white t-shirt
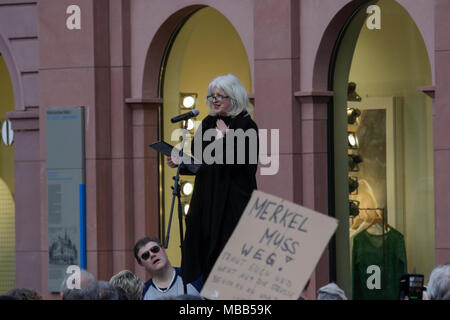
[143,269,201,300]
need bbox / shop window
[330,0,434,299]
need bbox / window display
[331,0,434,299]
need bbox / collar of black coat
[214,114,232,123]
[205,111,249,130]
[213,110,248,124]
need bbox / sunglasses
[140,245,161,261]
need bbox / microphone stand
[164,122,188,294]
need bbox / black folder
[150,141,201,174]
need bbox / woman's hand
[216,119,229,139]
[166,156,178,168]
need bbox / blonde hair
[109,270,144,300]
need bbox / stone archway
[0,32,24,109]
[313,0,434,297]
[142,5,205,99]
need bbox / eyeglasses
[206,94,230,102]
[140,245,161,261]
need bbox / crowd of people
[0,234,448,300]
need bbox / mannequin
[350,179,383,237]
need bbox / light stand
[164,123,188,294]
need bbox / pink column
[296,91,334,298]
[126,99,161,281]
[254,0,301,202]
[7,110,41,292]
[109,0,136,276]
[254,0,335,299]
[255,0,334,299]
[433,0,450,265]
[38,0,113,296]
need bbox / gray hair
[427,263,450,300]
[5,288,42,300]
[206,74,252,117]
[317,282,348,300]
[61,268,99,300]
[109,270,145,300]
[98,280,119,300]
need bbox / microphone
[170,109,200,123]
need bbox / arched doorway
[159,7,252,266]
[0,53,16,293]
[329,0,433,299]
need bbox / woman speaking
[167,74,259,286]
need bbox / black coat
[181,110,258,284]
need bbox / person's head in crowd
[60,268,99,300]
[5,288,42,300]
[206,73,251,117]
[0,295,19,300]
[109,269,144,300]
[97,280,119,300]
[426,262,450,300]
[157,294,204,300]
[134,237,172,275]
[135,236,202,300]
[114,286,129,300]
[317,282,348,300]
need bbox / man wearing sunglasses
[134,237,203,300]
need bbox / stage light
[348,154,363,171]
[347,82,362,102]
[184,204,190,215]
[347,107,361,125]
[349,176,359,194]
[349,200,360,217]
[180,93,197,109]
[182,119,195,131]
[348,132,359,149]
[183,96,195,108]
[181,182,193,196]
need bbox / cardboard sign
[200,190,338,300]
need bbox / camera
[399,274,425,300]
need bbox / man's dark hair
[133,236,162,264]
